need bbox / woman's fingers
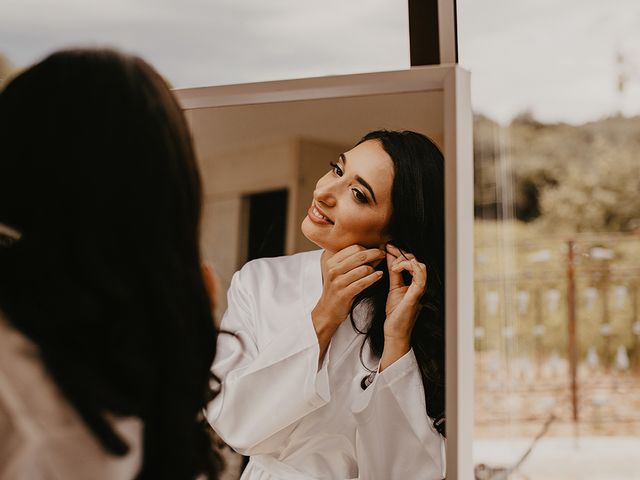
[390,258,428,299]
[339,264,375,286]
[387,251,406,290]
[385,243,415,262]
[344,269,384,297]
[331,244,365,264]
[390,259,415,273]
[333,247,385,275]
[407,260,427,299]
[386,243,418,291]
[317,245,385,327]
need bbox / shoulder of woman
[0,314,143,477]
[0,313,85,436]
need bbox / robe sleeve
[351,349,446,480]
[205,266,331,455]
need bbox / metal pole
[534,287,542,378]
[602,266,611,371]
[632,282,639,373]
[567,240,579,423]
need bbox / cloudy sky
[458,0,640,124]
[1,0,639,124]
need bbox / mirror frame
[174,64,474,479]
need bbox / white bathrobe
[0,313,142,479]
[207,250,445,480]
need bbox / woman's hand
[380,244,427,371]
[312,245,385,358]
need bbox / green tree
[539,148,640,232]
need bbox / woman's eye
[352,188,368,204]
[329,161,343,177]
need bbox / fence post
[633,282,639,373]
[567,239,579,423]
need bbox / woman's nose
[313,183,336,207]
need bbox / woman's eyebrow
[340,153,377,204]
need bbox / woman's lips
[307,205,333,225]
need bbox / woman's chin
[301,217,380,253]
[301,217,334,251]
[301,219,322,247]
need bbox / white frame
[174,64,474,479]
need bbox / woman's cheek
[358,217,390,247]
[339,216,374,246]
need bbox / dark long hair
[0,49,221,478]
[352,130,446,435]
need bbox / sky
[0,0,410,86]
[1,0,639,124]
[458,0,640,124]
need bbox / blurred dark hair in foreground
[0,49,221,479]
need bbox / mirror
[176,66,473,479]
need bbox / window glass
[0,0,409,88]
[459,1,640,478]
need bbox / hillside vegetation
[474,114,640,234]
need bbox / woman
[207,130,446,479]
[0,49,221,479]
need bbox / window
[458,1,640,478]
[246,189,288,261]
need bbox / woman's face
[301,139,394,253]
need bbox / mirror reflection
[187,94,447,479]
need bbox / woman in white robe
[207,130,446,480]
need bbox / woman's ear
[202,262,220,313]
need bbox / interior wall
[185,91,444,159]
[195,139,297,317]
[200,196,244,320]
[196,140,296,197]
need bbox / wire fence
[474,233,640,435]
